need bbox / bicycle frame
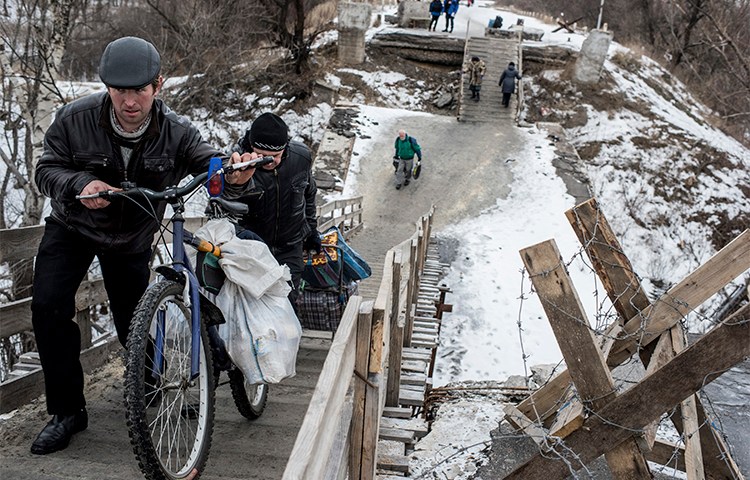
[148,205,203,383]
[76,156,271,382]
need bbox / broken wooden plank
[521,239,651,478]
[548,390,584,439]
[504,404,547,446]
[609,229,750,365]
[503,303,750,480]
[566,198,651,323]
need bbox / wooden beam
[520,240,616,407]
[670,326,705,480]
[609,229,750,365]
[565,198,650,322]
[371,250,395,374]
[361,372,382,480]
[521,239,651,478]
[503,303,750,480]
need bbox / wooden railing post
[350,301,374,480]
[403,239,418,347]
[386,249,404,407]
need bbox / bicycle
[77,156,274,480]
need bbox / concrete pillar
[338,2,372,64]
[573,29,613,84]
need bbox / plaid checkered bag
[298,282,359,331]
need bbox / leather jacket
[35,92,223,252]
[233,140,317,249]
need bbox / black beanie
[247,112,289,152]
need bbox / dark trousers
[444,14,454,31]
[502,92,512,107]
[429,16,439,31]
[271,242,304,311]
[31,219,151,415]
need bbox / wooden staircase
[458,36,521,123]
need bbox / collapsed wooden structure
[503,198,749,479]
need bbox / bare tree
[0,0,81,380]
[260,0,335,74]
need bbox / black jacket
[233,139,317,249]
[35,92,223,252]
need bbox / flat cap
[99,36,161,89]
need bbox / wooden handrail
[284,205,436,480]
[283,296,363,479]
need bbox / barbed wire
[505,209,748,479]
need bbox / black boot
[31,408,88,455]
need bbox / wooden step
[401,373,428,386]
[399,388,425,407]
[383,406,413,419]
[377,454,410,474]
[381,417,429,439]
[379,427,416,444]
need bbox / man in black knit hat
[231,112,320,310]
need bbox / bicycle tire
[228,367,268,419]
[124,280,215,480]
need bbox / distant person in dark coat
[442,0,459,33]
[499,62,522,108]
[428,0,443,31]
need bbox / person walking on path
[393,129,422,190]
[231,112,320,309]
[29,36,255,456]
[428,0,443,31]
[465,56,487,101]
[499,61,522,108]
[442,0,459,33]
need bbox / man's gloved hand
[303,232,322,253]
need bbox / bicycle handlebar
[75,156,274,201]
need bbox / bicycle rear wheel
[124,280,215,480]
[228,367,268,419]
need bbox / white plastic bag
[216,281,301,384]
[193,219,302,384]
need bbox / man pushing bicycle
[30,36,256,456]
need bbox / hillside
[292,3,748,478]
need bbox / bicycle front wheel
[124,280,215,480]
